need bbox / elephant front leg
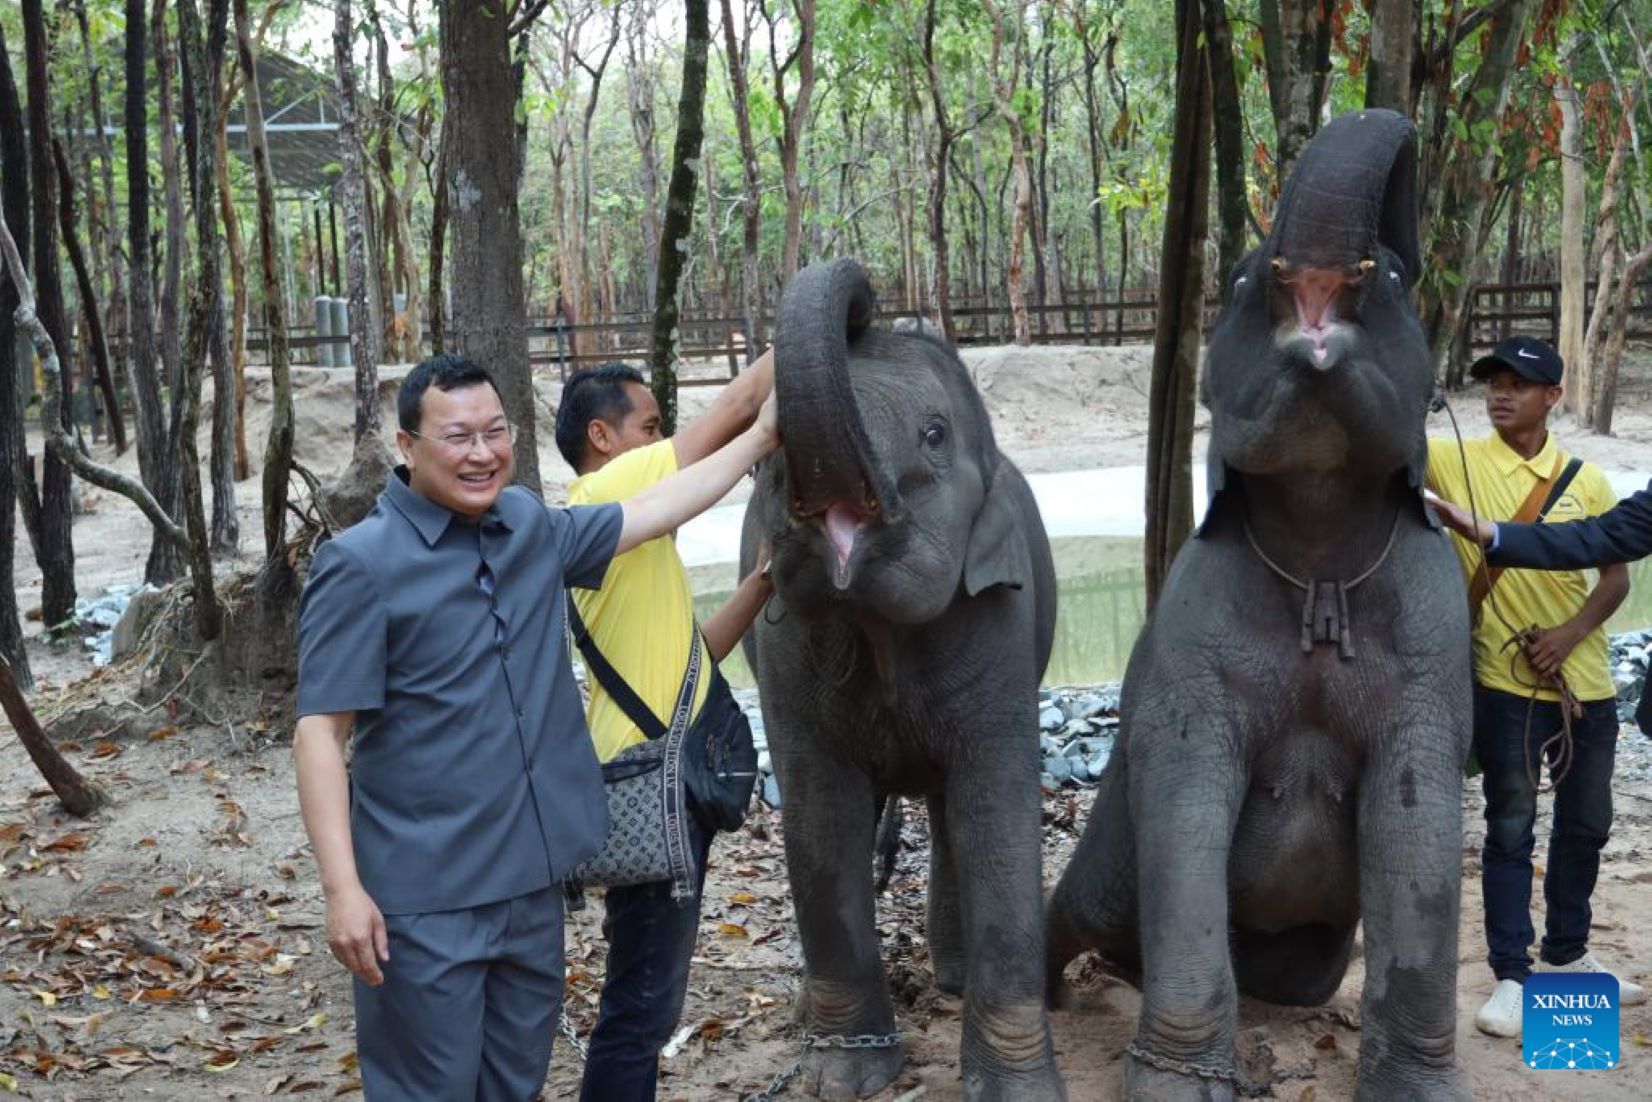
[1354,734,1472,1101]
[926,793,966,996]
[777,745,903,1099]
[945,762,1067,1100]
[1126,717,1247,1102]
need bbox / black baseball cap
[1470,336,1564,385]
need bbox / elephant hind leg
[1232,923,1355,1006]
[1046,762,1138,1005]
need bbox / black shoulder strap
[567,597,668,740]
[1538,457,1585,522]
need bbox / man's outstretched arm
[1432,486,1652,570]
[672,349,774,468]
[616,392,779,556]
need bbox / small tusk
[1358,258,1376,273]
[1271,256,1287,273]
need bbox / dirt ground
[5,344,1652,1100]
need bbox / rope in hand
[1437,395,1578,795]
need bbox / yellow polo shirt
[568,440,709,762]
[1426,433,1617,702]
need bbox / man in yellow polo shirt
[555,355,775,1101]
[1426,336,1634,1040]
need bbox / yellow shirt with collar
[1426,432,1618,702]
[568,439,710,763]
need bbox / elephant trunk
[774,260,903,575]
[1268,108,1419,281]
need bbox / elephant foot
[800,1039,904,1100]
[1123,1048,1235,1102]
[961,1059,1067,1102]
[932,953,966,997]
[1354,1062,1471,1102]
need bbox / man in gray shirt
[294,354,777,1100]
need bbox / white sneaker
[1543,952,1647,1006]
[1476,978,1524,1038]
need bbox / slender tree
[174,0,228,640]
[1202,0,1249,288]
[438,0,538,489]
[53,141,127,454]
[0,27,33,687]
[21,0,77,628]
[649,0,711,436]
[719,0,764,357]
[126,0,174,586]
[1364,0,1415,115]
[1258,0,1330,180]
[1144,0,1211,608]
[333,0,382,441]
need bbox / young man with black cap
[1425,336,1641,1039]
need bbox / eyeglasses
[409,423,518,454]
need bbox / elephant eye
[923,421,947,448]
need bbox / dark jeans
[578,816,714,1102]
[1474,685,1618,983]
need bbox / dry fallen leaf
[148,726,179,741]
[284,1012,328,1034]
[717,922,749,939]
[86,741,123,761]
[42,833,88,852]
[34,989,57,1007]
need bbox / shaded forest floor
[5,344,1652,1099]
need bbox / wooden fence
[244,278,1652,381]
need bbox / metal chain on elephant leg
[557,1011,589,1062]
[1126,1040,1314,1098]
[740,1031,903,1101]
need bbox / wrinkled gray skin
[741,259,1064,1100]
[1046,110,1474,1101]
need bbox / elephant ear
[964,466,1030,596]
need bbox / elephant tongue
[824,503,866,583]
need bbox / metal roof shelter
[227,50,342,194]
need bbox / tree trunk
[229,0,293,563]
[629,1,662,312]
[149,0,187,583]
[1074,2,1108,296]
[438,0,537,489]
[1580,82,1640,430]
[1557,72,1586,410]
[1203,0,1249,289]
[22,0,77,628]
[1258,0,1329,180]
[1592,244,1652,435]
[216,61,251,480]
[73,0,126,389]
[334,0,381,441]
[0,657,101,816]
[1365,0,1415,114]
[0,28,32,687]
[1416,0,1532,385]
[719,0,764,357]
[649,0,710,436]
[983,0,1033,346]
[767,0,814,282]
[427,113,448,355]
[175,0,226,641]
[921,0,955,342]
[52,141,126,454]
[1145,0,1211,610]
[125,0,171,586]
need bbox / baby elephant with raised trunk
[1047,110,1473,1101]
[742,259,1064,1100]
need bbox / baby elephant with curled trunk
[741,259,1064,1100]
[1047,110,1474,1101]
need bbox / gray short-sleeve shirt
[297,469,622,915]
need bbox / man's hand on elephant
[1428,495,1494,546]
[1525,624,1583,679]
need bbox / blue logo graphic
[1523,972,1619,1070]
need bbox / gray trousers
[355,885,564,1101]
